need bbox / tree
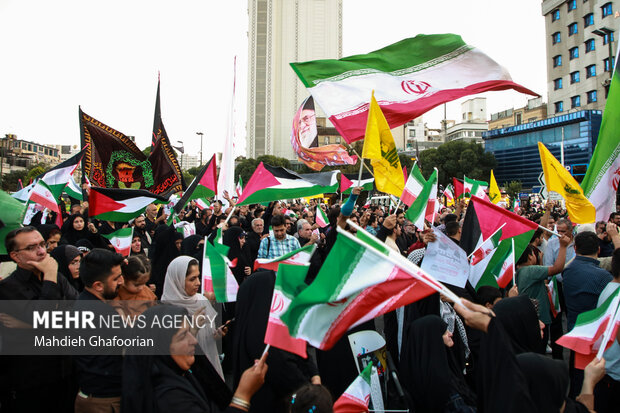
[186,166,202,177]
[1,169,28,192]
[418,140,497,185]
[503,180,523,201]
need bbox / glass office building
[482,110,602,191]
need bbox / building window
[553,55,562,67]
[602,2,613,17]
[515,113,522,125]
[555,101,564,113]
[554,78,563,90]
[569,47,579,59]
[604,32,614,45]
[568,22,579,36]
[552,32,562,44]
[336,137,341,144]
[586,64,597,78]
[409,129,416,138]
[568,0,577,11]
[587,90,598,103]
[585,39,596,52]
[570,71,580,83]
[324,137,329,145]
[584,13,594,27]
[571,95,581,108]
[604,57,615,71]
[552,9,560,21]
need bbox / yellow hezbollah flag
[488,170,501,204]
[538,142,595,224]
[362,92,404,197]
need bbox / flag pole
[538,224,561,237]
[511,237,516,287]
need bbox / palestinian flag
[202,230,239,303]
[64,175,83,201]
[401,162,425,206]
[557,288,620,369]
[404,168,438,230]
[237,163,338,206]
[174,154,217,214]
[291,34,537,143]
[453,178,465,200]
[548,275,561,318]
[464,176,488,199]
[264,264,309,358]
[33,148,87,199]
[316,205,329,228]
[333,362,373,413]
[101,227,133,256]
[281,227,440,350]
[12,181,35,203]
[89,187,168,222]
[254,244,316,272]
[341,173,374,194]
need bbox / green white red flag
[27,181,62,227]
[443,184,455,204]
[404,167,438,229]
[463,176,488,199]
[264,264,309,358]
[316,205,329,228]
[202,230,239,303]
[101,227,134,256]
[401,162,425,206]
[254,244,316,272]
[333,362,373,413]
[89,187,168,222]
[557,288,620,369]
[290,33,537,143]
[469,224,504,265]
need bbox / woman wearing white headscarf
[161,255,224,378]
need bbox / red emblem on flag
[401,80,431,94]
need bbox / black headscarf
[60,214,94,246]
[516,353,568,413]
[150,226,183,298]
[223,226,251,285]
[122,304,231,413]
[37,224,60,242]
[51,244,83,292]
[493,296,543,354]
[181,235,203,261]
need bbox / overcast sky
[0,0,546,160]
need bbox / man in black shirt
[0,227,78,413]
[73,249,125,412]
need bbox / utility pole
[196,132,204,166]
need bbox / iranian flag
[27,181,62,227]
[101,227,133,256]
[341,173,374,194]
[174,154,217,213]
[333,362,373,413]
[281,226,452,350]
[290,33,537,143]
[264,264,309,358]
[469,225,504,265]
[316,205,329,228]
[202,230,239,303]
[581,42,620,221]
[468,233,516,289]
[404,168,438,229]
[548,275,561,318]
[443,184,455,204]
[237,163,338,206]
[401,162,425,206]
[64,175,84,201]
[236,176,243,198]
[464,176,488,199]
[196,199,210,210]
[557,288,620,369]
[89,187,168,222]
[254,244,316,272]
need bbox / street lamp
[196,132,204,166]
[592,27,615,98]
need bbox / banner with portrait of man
[291,96,357,171]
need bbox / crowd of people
[0,187,619,413]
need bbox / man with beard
[207,200,224,234]
[73,249,125,413]
[132,215,152,255]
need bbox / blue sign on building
[482,110,602,190]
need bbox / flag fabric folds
[316,206,329,228]
[341,173,374,194]
[362,92,405,197]
[236,163,339,206]
[404,167,438,229]
[291,33,537,143]
[254,244,316,272]
[89,187,168,222]
[333,362,373,413]
[581,43,620,222]
[488,170,501,204]
[64,175,83,201]
[548,275,561,318]
[0,190,27,255]
[151,75,163,148]
[202,230,239,303]
[538,142,595,224]
[27,181,63,227]
[174,154,217,214]
[463,176,488,199]
[401,162,425,207]
[101,227,134,256]
[452,178,465,200]
[264,264,309,358]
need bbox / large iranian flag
[291,34,537,143]
[254,244,316,272]
[237,163,338,205]
[89,187,168,222]
[582,43,620,221]
[333,362,373,413]
[281,226,450,350]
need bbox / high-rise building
[246,0,343,160]
[542,0,618,115]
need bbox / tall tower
[246,0,343,160]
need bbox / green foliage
[1,169,28,192]
[256,155,291,169]
[142,146,152,157]
[418,141,497,185]
[26,164,48,182]
[183,171,195,185]
[503,180,523,201]
[398,153,414,173]
[186,166,201,176]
